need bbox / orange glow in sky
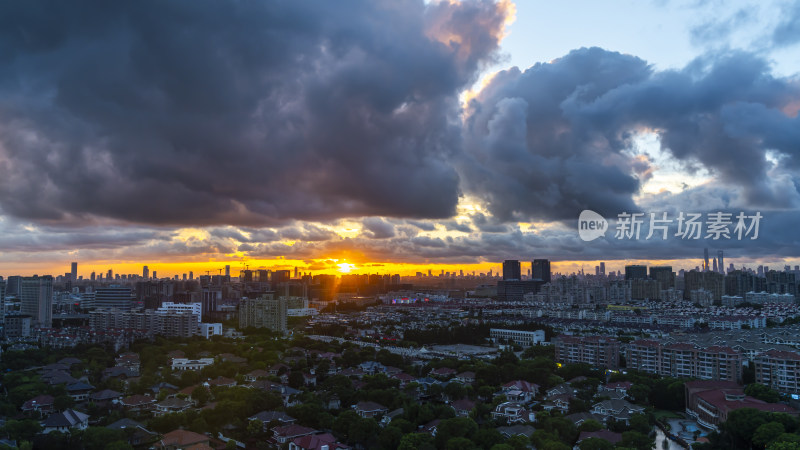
[2,256,783,280]
[337,262,356,273]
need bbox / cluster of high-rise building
[496,259,551,301]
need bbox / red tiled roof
[159,429,209,447]
[697,390,797,415]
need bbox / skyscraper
[649,266,675,290]
[189,271,193,280]
[718,250,724,274]
[225,265,231,277]
[532,259,551,283]
[239,295,287,332]
[20,275,53,328]
[600,262,606,276]
[502,260,521,280]
[93,286,133,310]
[704,248,710,272]
[71,262,78,281]
[712,258,718,273]
[107,269,113,279]
[625,265,648,280]
[143,266,149,279]
[0,280,5,328]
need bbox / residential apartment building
[755,350,800,395]
[89,309,197,337]
[553,335,620,370]
[626,340,743,382]
[20,275,53,328]
[239,295,288,332]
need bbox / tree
[473,428,504,449]
[769,442,800,450]
[620,431,654,450]
[378,426,403,450]
[578,419,603,433]
[724,408,770,447]
[490,445,515,450]
[754,422,786,448]
[578,437,614,450]
[333,410,360,440]
[193,385,210,406]
[628,413,651,434]
[446,437,477,450]
[505,435,530,450]
[348,418,379,448]
[444,382,466,401]
[746,384,781,403]
[628,384,651,405]
[435,417,478,448]
[53,394,74,412]
[288,371,305,389]
[398,433,435,450]
[82,427,128,450]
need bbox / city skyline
[1,1,799,276]
[3,253,798,280]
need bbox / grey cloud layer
[460,47,800,221]
[0,0,509,225]
[1,1,800,264]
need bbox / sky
[1,0,799,278]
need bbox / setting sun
[337,262,356,273]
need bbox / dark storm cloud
[460,47,800,222]
[0,0,510,226]
[442,220,473,233]
[406,220,437,231]
[279,224,338,242]
[361,217,396,239]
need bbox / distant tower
[718,250,724,274]
[532,259,551,283]
[153,271,157,279]
[70,262,78,281]
[600,262,605,276]
[90,271,96,281]
[20,275,53,328]
[502,260,521,280]
[107,269,113,279]
[189,271,194,280]
[225,265,231,277]
[712,258,717,273]
[703,248,710,272]
[143,266,149,279]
